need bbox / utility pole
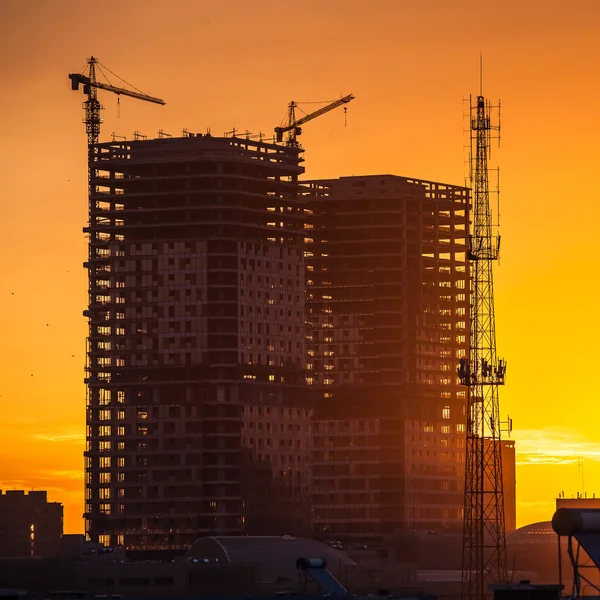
[458,68,508,600]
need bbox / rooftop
[186,536,356,583]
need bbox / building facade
[84,135,311,549]
[304,175,470,541]
[0,490,63,557]
[501,438,517,534]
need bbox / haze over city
[1,0,599,539]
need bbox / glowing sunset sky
[1,0,599,533]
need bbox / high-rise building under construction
[304,175,470,541]
[84,134,311,550]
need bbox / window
[442,406,451,419]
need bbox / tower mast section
[459,89,507,600]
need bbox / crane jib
[275,93,355,141]
[68,73,165,105]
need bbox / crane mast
[69,56,165,146]
[459,90,507,600]
[275,94,355,147]
[68,56,165,204]
[69,57,165,544]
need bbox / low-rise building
[0,490,63,557]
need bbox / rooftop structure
[188,536,355,583]
[556,496,600,510]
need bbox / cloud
[38,469,82,481]
[0,478,30,489]
[516,500,555,509]
[512,427,600,465]
[0,469,82,501]
[31,433,84,444]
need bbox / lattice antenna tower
[458,60,508,600]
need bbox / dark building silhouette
[0,536,357,596]
[0,490,63,557]
[84,135,311,549]
[304,175,470,541]
[501,438,517,534]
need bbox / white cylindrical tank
[296,557,327,570]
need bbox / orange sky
[1,0,599,534]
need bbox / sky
[0,0,599,534]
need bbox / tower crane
[70,59,164,546]
[69,56,165,201]
[275,94,355,147]
[69,56,165,150]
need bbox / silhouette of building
[304,175,470,541]
[84,135,311,549]
[0,536,357,596]
[0,490,63,557]
[502,439,517,534]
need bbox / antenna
[460,68,507,600]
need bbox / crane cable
[96,63,121,117]
[95,63,114,87]
[278,100,338,128]
[98,60,150,96]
